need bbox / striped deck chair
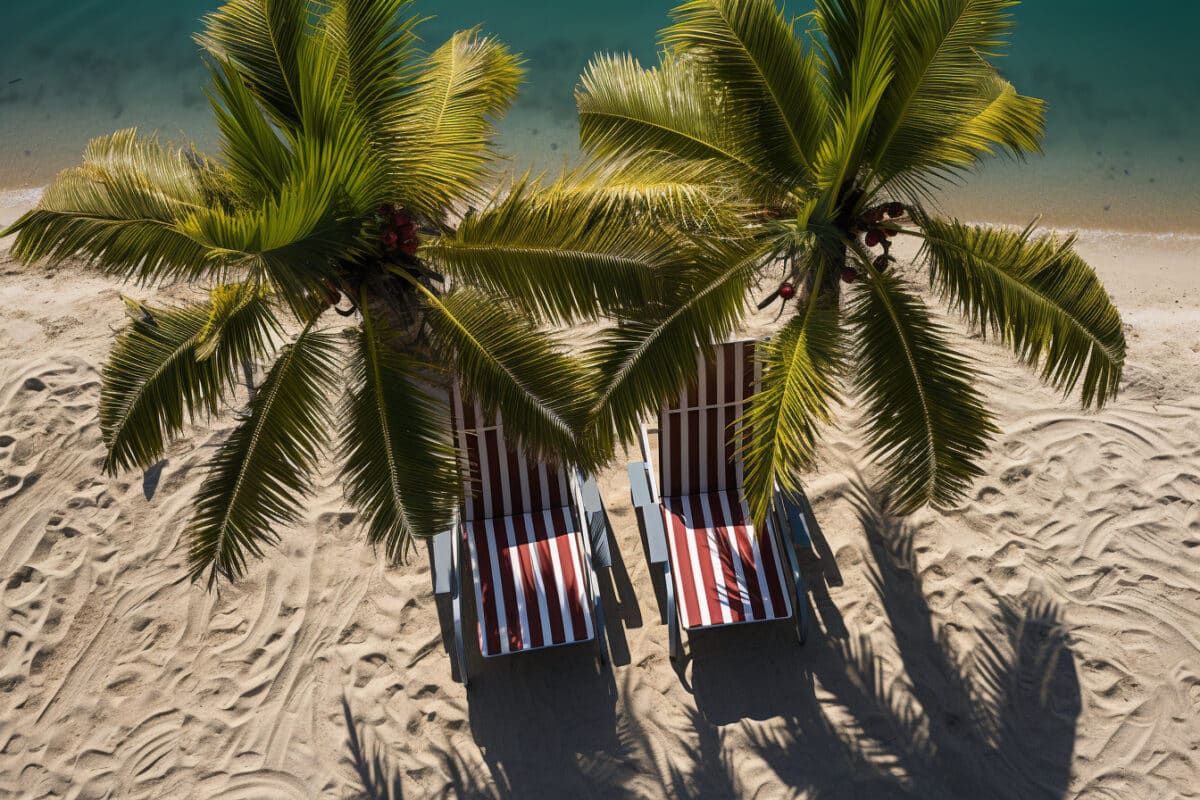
[432,388,611,685]
[627,340,814,659]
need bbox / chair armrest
[777,491,814,551]
[628,462,669,564]
[578,473,613,570]
[432,529,454,595]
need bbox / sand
[0,194,1197,799]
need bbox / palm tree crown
[2,0,680,586]
[576,0,1125,521]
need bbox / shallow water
[1,1,1197,231]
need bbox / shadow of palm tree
[745,479,1082,798]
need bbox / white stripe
[452,388,474,521]
[661,409,672,499]
[663,499,691,629]
[679,384,690,496]
[719,491,753,621]
[543,509,574,642]
[716,345,726,493]
[503,516,530,651]
[734,343,746,490]
[698,494,732,625]
[681,497,712,627]
[561,509,593,641]
[523,512,554,645]
[475,401,494,518]
[744,499,776,621]
[697,356,708,493]
[515,444,532,515]
[764,512,793,618]
[484,519,511,655]
[496,425,513,518]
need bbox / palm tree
[1,0,669,586]
[576,0,1126,522]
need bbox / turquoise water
[1,1,1197,231]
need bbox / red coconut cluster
[379,204,420,257]
[848,202,907,283]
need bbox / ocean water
[1,1,1197,232]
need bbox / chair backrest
[658,340,760,499]
[451,387,572,522]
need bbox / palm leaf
[3,130,223,283]
[847,270,998,512]
[663,0,828,180]
[418,284,600,469]
[102,283,280,475]
[741,270,843,524]
[206,58,297,203]
[196,0,312,129]
[426,177,693,324]
[188,322,340,586]
[587,241,765,451]
[340,299,458,563]
[393,29,523,218]
[577,53,785,203]
[920,217,1125,408]
[323,0,421,152]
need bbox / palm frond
[419,284,600,469]
[3,130,223,283]
[323,0,421,153]
[920,217,1125,408]
[196,0,312,129]
[663,0,828,180]
[577,53,786,204]
[867,0,1043,196]
[101,283,279,475]
[587,241,765,451]
[741,271,843,524]
[188,322,340,586]
[206,58,297,203]
[340,300,458,563]
[426,176,699,324]
[811,0,894,201]
[393,29,523,218]
[847,270,998,512]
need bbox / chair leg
[451,536,469,686]
[663,561,681,661]
[594,596,609,667]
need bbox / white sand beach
[0,194,1197,798]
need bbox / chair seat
[466,506,594,657]
[662,491,793,630]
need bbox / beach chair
[432,388,612,685]
[627,340,813,659]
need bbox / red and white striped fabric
[451,389,593,657]
[658,341,792,630]
[659,340,758,498]
[662,492,792,629]
[464,508,594,657]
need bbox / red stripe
[505,447,525,516]
[470,521,503,656]
[687,494,723,626]
[551,506,589,641]
[727,495,767,621]
[706,494,746,624]
[687,408,700,496]
[665,499,702,629]
[667,410,682,499]
[545,466,565,510]
[532,510,567,645]
[492,519,523,653]
[757,515,789,619]
[704,406,719,494]
[512,514,545,649]
[483,428,504,518]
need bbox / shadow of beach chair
[627,340,814,660]
[432,387,612,686]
